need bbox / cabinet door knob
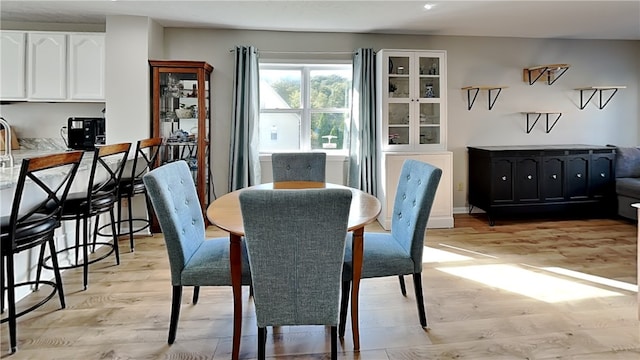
[600,173,606,178]
[527,175,533,180]
[551,174,557,179]
[501,176,507,181]
[576,173,582,178]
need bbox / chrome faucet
[0,116,15,168]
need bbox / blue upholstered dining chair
[239,188,352,360]
[339,159,442,335]
[271,152,327,182]
[142,160,252,345]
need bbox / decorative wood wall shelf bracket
[462,86,508,110]
[575,86,626,109]
[523,112,562,133]
[523,64,570,85]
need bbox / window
[259,63,352,153]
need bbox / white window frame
[258,61,352,155]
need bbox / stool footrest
[42,242,117,271]
[0,281,62,322]
[97,219,150,238]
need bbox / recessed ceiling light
[424,4,435,10]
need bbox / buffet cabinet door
[590,152,615,198]
[491,158,515,204]
[515,156,540,202]
[566,154,590,200]
[542,155,565,201]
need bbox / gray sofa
[614,146,640,220]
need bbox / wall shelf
[522,111,562,133]
[523,64,570,85]
[575,86,626,109]
[461,85,508,110]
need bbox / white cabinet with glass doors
[377,49,447,151]
[375,49,453,229]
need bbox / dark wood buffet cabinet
[468,145,616,225]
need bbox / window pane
[310,69,351,109]
[259,112,301,151]
[258,63,352,152]
[311,112,349,150]
[260,69,301,109]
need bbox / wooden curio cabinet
[149,60,213,223]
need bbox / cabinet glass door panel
[418,56,440,76]
[388,103,410,125]
[419,127,439,145]
[419,103,440,125]
[388,56,410,75]
[389,77,409,98]
[388,126,409,145]
[419,77,440,99]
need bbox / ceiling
[1,1,640,40]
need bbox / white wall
[104,16,156,146]
[0,102,104,143]
[163,29,639,209]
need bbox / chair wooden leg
[331,325,337,360]
[258,327,266,360]
[168,285,182,344]
[398,275,407,296]
[338,280,350,338]
[192,286,199,304]
[412,273,427,327]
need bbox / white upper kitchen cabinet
[0,31,27,100]
[27,32,67,100]
[68,33,105,100]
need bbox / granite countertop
[0,149,97,190]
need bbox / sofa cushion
[615,146,640,178]
[616,177,640,198]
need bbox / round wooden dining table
[207,181,381,359]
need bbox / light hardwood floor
[1,214,638,359]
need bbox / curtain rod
[260,50,355,55]
[229,49,355,55]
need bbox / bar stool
[51,143,131,290]
[98,138,162,252]
[1,151,84,353]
